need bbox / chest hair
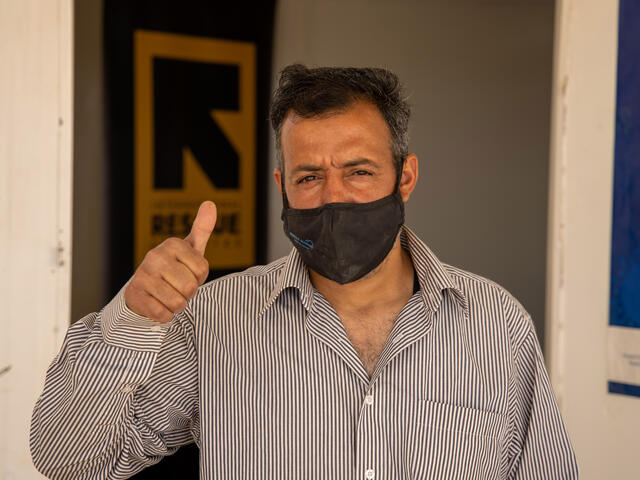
[339,309,399,377]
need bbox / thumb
[185,201,217,255]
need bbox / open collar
[259,246,314,316]
[400,226,468,316]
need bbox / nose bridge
[323,169,345,204]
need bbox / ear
[274,168,283,197]
[399,153,418,202]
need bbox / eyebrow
[290,158,379,175]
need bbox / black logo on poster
[153,60,239,190]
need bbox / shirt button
[149,325,163,332]
[364,395,374,405]
[365,469,375,479]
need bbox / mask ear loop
[280,171,290,215]
[393,155,407,193]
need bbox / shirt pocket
[403,399,507,480]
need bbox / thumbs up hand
[124,201,217,323]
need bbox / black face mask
[281,176,405,285]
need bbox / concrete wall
[269,0,555,339]
[546,0,639,478]
[72,0,107,321]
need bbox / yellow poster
[134,30,256,269]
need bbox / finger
[127,286,174,323]
[142,293,175,323]
[176,250,210,286]
[142,272,189,314]
[153,256,200,300]
[161,237,210,285]
[185,201,217,255]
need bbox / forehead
[280,100,393,169]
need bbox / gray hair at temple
[269,64,411,176]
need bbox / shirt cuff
[100,284,170,352]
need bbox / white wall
[546,0,639,478]
[0,0,73,477]
[269,0,556,338]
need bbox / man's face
[275,100,402,209]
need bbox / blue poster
[608,0,640,398]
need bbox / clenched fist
[125,201,217,323]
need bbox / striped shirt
[30,226,578,479]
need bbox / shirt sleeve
[29,285,200,479]
[507,326,579,479]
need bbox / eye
[353,170,372,176]
[297,175,317,184]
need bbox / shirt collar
[259,246,315,316]
[260,225,468,317]
[399,226,468,315]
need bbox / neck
[309,239,415,315]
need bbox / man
[31,64,578,479]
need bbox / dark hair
[269,64,411,175]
